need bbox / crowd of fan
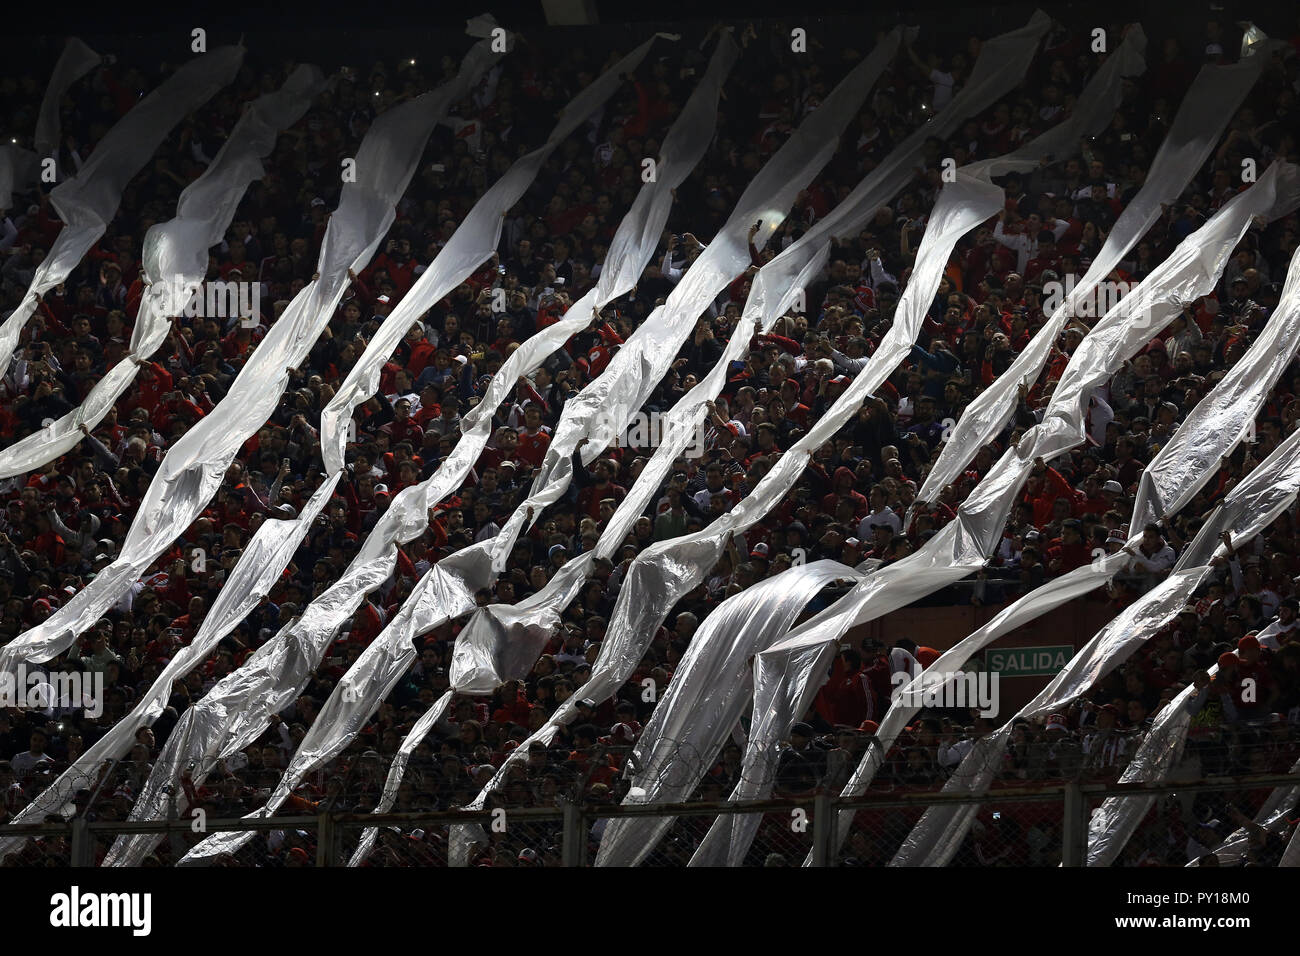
[2,16,1300,865]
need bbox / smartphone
[555,277,566,286]
[497,264,506,275]
[282,458,291,470]
[430,163,446,173]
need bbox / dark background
[0,1,1295,77]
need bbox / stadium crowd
[2,14,1300,866]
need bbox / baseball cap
[605,723,638,743]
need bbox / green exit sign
[985,645,1074,677]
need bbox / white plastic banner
[0,64,332,859]
[0,38,101,210]
[596,560,865,867]
[450,15,1066,866]
[107,28,689,865]
[0,477,337,862]
[0,47,244,378]
[176,26,900,865]
[598,26,1153,865]
[0,29,503,675]
[832,242,1300,865]
[1192,757,1300,866]
[0,64,327,478]
[896,400,1300,866]
[915,33,1285,511]
[705,160,1300,867]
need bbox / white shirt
[10,750,50,779]
[1255,616,1296,650]
[992,218,1071,274]
[1127,543,1176,576]
[0,217,18,253]
[858,507,902,539]
[928,69,955,111]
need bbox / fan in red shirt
[1232,636,1276,717]
[381,398,424,446]
[813,646,894,727]
[515,404,552,468]
[31,514,66,566]
[129,361,174,415]
[364,238,418,296]
[576,457,627,521]
[141,559,192,609]
[402,322,439,376]
[777,380,812,428]
[585,322,624,377]
[1045,520,1092,574]
[821,466,868,521]
[169,596,207,643]
[491,680,533,725]
[1022,458,1084,526]
[568,725,620,789]
[345,599,388,650]
[412,385,443,428]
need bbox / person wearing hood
[822,465,867,520]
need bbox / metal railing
[5,771,1294,867]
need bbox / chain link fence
[3,771,1298,866]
